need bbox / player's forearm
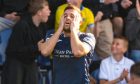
[70,30,89,57]
[41,28,62,56]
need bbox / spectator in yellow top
[55,0,94,33]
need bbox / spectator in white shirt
[99,36,134,84]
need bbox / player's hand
[58,15,65,32]
[70,13,81,32]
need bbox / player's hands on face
[59,15,65,32]
[70,11,81,31]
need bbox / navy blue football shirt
[46,32,95,84]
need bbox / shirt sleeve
[45,30,55,41]
[83,33,95,49]
[80,33,96,57]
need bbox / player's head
[63,4,82,33]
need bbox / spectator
[92,1,115,59]
[119,0,134,19]
[38,4,96,84]
[125,0,140,62]
[129,62,140,84]
[99,36,134,84]
[0,0,31,31]
[1,0,50,84]
[83,0,132,60]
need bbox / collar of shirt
[110,56,125,65]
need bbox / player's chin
[64,24,70,29]
[63,27,71,33]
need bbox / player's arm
[70,14,95,57]
[38,16,64,56]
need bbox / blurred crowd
[0,0,140,84]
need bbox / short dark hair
[28,0,49,15]
[114,36,129,49]
[130,62,140,77]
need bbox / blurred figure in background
[2,0,50,84]
[0,0,31,31]
[129,62,140,84]
[125,0,140,62]
[99,36,134,84]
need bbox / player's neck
[64,32,70,37]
